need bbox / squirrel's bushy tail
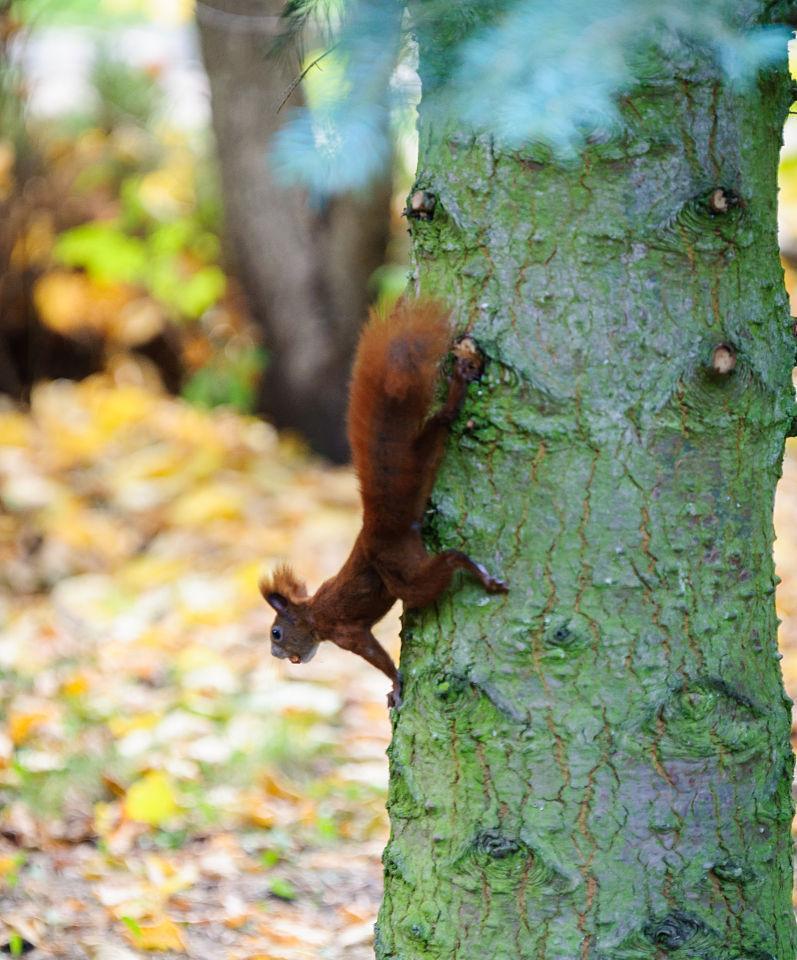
[347,299,451,519]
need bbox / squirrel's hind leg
[382,548,507,610]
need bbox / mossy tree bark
[378,6,797,958]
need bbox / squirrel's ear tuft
[259,563,308,605]
[264,591,290,615]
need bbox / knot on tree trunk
[643,911,710,951]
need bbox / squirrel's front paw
[485,576,509,594]
[387,671,403,710]
[453,336,483,383]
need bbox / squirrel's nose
[289,655,301,664]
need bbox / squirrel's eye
[271,627,282,641]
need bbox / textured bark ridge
[377,18,797,960]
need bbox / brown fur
[262,298,507,707]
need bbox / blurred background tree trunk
[0,5,103,396]
[196,0,392,462]
[377,5,797,958]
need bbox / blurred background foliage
[0,0,414,433]
[1,2,797,956]
[0,2,406,953]
[1,1,256,411]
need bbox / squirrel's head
[259,564,318,665]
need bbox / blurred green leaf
[120,917,142,938]
[3,854,27,890]
[182,346,266,413]
[153,827,191,850]
[54,222,148,285]
[370,263,409,312]
[261,849,281,868]
[119,176,154,227]
[149,220,195,256]
[149,261,226,319]
[12,0,147,26]
[314,815,340,841]
[268,877,297,901]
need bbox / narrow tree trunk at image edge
[377,12,797,960]
[197,0,392,462]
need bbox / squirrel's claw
[387,671,403,710]
[485,576,509,594]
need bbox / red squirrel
[259,299,508,707]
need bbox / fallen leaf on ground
[123,916,186,952]
[123,772,178,826]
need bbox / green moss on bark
[377,13,797,960]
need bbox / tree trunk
[196,0,392,462]
[378,10,797,959]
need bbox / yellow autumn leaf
[124,916,186,952]
[139,165,193,218]
[120,556,188,592]
[11,213,54,269]
[0,855,21,880]
[108,712,162,738]
[135,625,181,652]
[60,672,89,697]
[167,483,245,526]
[260,772,303,802]
[93,800,119,841]
[0,412,31,447]
[232,560,267,593]
[27,381,104,467]
[143,854,197,897]
[33,271,135,339]
[84,381,157,433]
[177,581,242,627]
[0,140,14,201]
[8,711,49,746]
[33,272,94,336]
[42,498,136,560]
[124,771,178,826]
[239,795,277,830]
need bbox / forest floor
[1,370,797,959]
[0,371,397,959]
